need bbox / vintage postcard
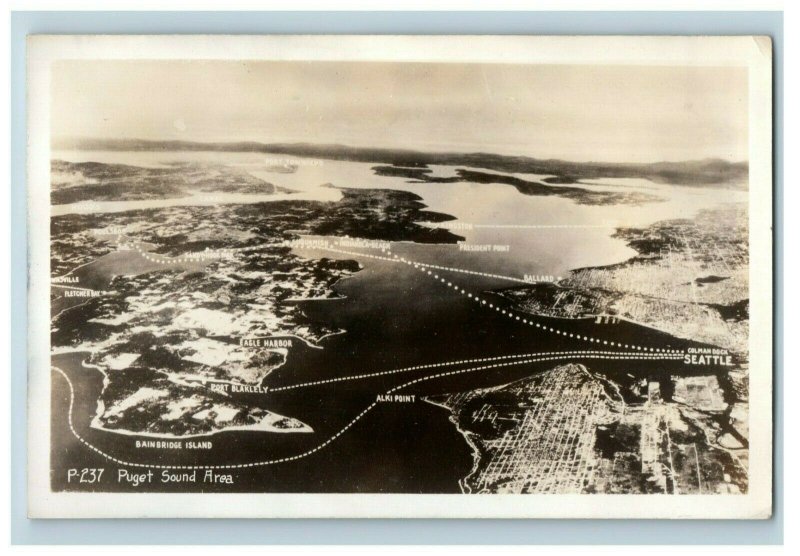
[27,35,773,518]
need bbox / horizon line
[51,136,749,168]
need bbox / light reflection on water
[52,149,747,278]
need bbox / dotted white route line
[413,261,552,284]
[385,353,646,394]
[125,237,680,353]
[317,244,534,284]
[130,243,227,266]
[270,349,682,392]
[121,237,681,356]
[121,239,667,357]
[392,251,681,354]
[53,350,672,471]
[309,243,680,355]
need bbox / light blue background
[10,10,783,545]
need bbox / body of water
[49,149,740,492]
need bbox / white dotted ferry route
[305,243,678,354]
[270,349,681,392]
[129,241,219,266]
[54,235,686,468]
[314,244,535,284]
[128,239,680,353]
[53,350,679,471]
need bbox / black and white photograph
[25,34,774,519]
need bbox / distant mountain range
[55,138,749,187]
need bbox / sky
[51,60,748,163]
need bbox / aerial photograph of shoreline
[47,59,751,495]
